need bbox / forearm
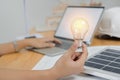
[0,40,28,55]
[0,69,59,80]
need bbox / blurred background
[0,0,120,43]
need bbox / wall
[94,0,120,9]
[25,0,60,31]
[0,0,26,43]
[26,0,120,32]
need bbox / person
[0,37,88,80]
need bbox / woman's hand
[25,37,61,49]
[51,42,88,79]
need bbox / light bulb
[71,18,89,46]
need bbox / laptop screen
[55,6,104,45]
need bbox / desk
[0,30,120,70]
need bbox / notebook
[33,6,104,56]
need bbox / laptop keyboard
[85,48,120,74]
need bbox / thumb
[67,41,78,55]
[77,43,88,64]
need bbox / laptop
[85,47,120,80]
[33,6,104,56]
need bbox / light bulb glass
[71,18,89,45]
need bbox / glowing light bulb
[71,18,89,46]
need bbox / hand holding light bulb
[71,17,89,47]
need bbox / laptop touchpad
[34,47,66,56]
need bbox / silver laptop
[33,6,104,56]
[85,47,120,80]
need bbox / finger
[53,38,62,44]
[72,52,80,59]
[67,41,78,55]
[72,54,76,60]
[42,43,55,48]
[77,43,88,64]
[45,38,62,44]
[72,52,81,61]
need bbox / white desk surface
[33,46,120,80]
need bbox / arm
[0,69,58,80]
[0,42,88,80]
[0,38,61,55]
[0,40,28,55]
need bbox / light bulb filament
[71,17,89,46]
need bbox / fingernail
[52,43,55,46]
